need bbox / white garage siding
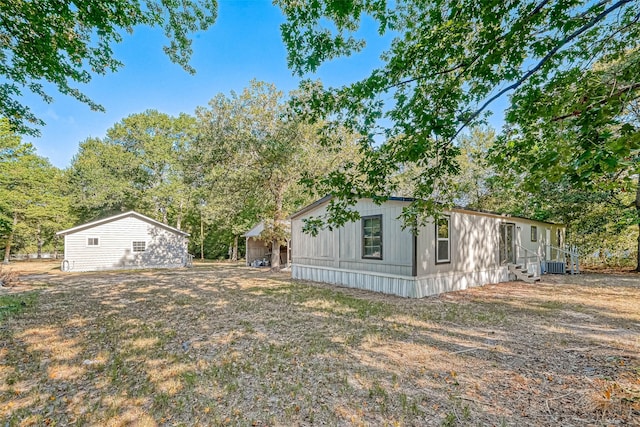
[57,212,189,272]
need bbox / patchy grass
[2,260,61,276]
[0,265,638,426]
[0,293,37,323]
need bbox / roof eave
[289,196,563,227]
[56,211,190,236]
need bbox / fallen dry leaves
[0,262,638,426]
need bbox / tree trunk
[232,235,238,262]
[176,199,184,230]
[270,190,285,271]
[3,236,11,264]
[36,224,42,259]
[636,180,640,272]
[53,235,58,259]
[200,213,204,260]
[636,223,640,272]
[3,212,18,264]
[155,198,168,225]
[271,239,281,270]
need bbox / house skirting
[292,265,510,298]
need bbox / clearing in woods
[0,261,639,426]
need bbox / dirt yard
[1,261,638,426]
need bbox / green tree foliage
[495,52,639,190]
[191,87,266,260]
[392,121,638,269]
[67,137,139,219]
[277,0,640,226]
[389,127,498,209]
[194,80,360,268]
[452,128,498,210]
[479,169,637,266]
[0,120,72,261]
[0,0,217,135]
[68,110,198,227]
[490,51,640,269]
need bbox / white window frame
[435,216,451,264]
[362,215,383,260]
[531,225,538,242]
[87,237,99,247]
[132,241,146,253]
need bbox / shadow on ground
[0,265,638,426]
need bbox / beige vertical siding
[417,210,554,278]
[292,199,413,276]
[417,211,501,276]
[63,216,187,272]
[292,198,561,297]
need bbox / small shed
[56,211,190,272]
[244,221,291,267]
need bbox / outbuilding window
[132,241,146,252]
[87,237,99,247]
[362,215,382,259]
[435,216,450,264]
[531,225,538,242]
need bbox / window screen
[436,217,450,263]
[132,241,146,252]
[362,215,382,259]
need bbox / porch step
[508,263,540,284]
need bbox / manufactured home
[56,211,190,272]
[291,197,567,298]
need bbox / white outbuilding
[56,211,190,272]
[243,220,291,267]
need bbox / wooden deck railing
[546,245,579,274]
[515,244,542,276]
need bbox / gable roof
[56,211,190,237]
[243,221,266,238]
[290,195,560,226]
[289,195,415,220]
[243,220,291,238]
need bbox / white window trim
[435,216,451,264]
[362,215,383,260]
[86,237,100,247]
[132,241,146,253]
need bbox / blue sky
[24,1,506,169]
[23,1,391,168]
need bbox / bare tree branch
[551,83,640,122]
[385,0,554,92]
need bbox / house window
[87,237,99,247]
[436,216,450,264]
[531,225,538,242]
[362,215,382,259]
[132,241,146,252]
